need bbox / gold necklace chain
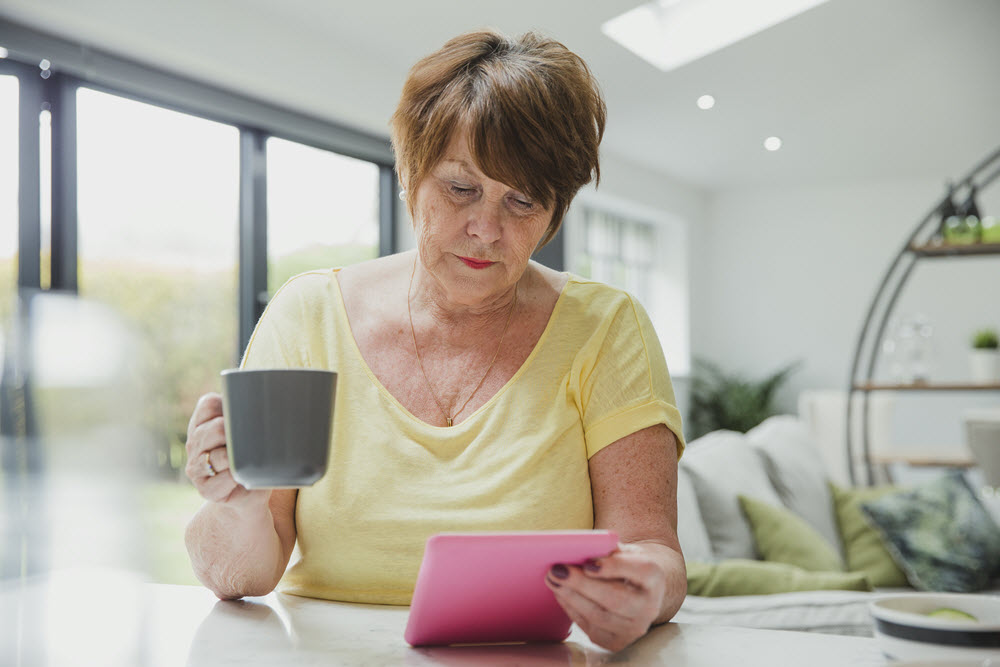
[407,257,518,427]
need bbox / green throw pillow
[738,495,844,572]
[829,482,909,588]
[686,559,872,597]
[860,471,1000,592]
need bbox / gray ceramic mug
[220,368,337,488]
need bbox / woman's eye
[511,197,535,211]
[449,184,475,196]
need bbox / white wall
[595,152,708,230]
[693,178,1000,448]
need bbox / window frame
[0,20,398,352]
[0,59,42,291]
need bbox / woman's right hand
[185,392,266,506]
[184,393,297,599]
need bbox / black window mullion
[238,129,268,357]
[47,73,77,293]
[16,66,41,290]
[533,223,565,271]
[378,165,398,257]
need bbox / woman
[185,29,687,652]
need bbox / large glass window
[0,76,17,323]
[266,137,379,293]
[2,57,391,586]
[76,88,239,583]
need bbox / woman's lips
[458,256,495,269]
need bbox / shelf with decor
[846,144,1000,486]
[909,242,1000,257]
[871,448,976,469]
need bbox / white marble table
[1,569,888,666]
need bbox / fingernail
[550,563,569,580]
[546,577,561,588]
[584,560,601,573]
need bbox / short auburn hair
[390,30,606,248]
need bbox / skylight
[602,0,830,72]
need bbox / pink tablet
[404,530,619,647]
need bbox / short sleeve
[240,270,338,371]
[578,293,685,460]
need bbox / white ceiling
[1,0,998,191]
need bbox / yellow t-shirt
[241,268,684,604]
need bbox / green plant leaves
[972,328,999,349]
[688,358,801,440]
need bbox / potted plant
[970,328,1000,384]
[688,358,801,440]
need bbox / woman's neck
[408,256,524,347]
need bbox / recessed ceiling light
[764,136,783,151]
[697,94,715,110]
[0,47,8,59]
[603,0,831,72]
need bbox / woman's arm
[544,422,686,650]
[185,488,297,599]
[183,393,298,600]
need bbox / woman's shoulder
[560,274,636,315]
[269,254,404,306]
[335,252,411,331]
[337,252,410,293]
[266,267,340,311]
[336,252,409,314]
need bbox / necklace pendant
[446,417,453,427]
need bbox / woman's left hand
[544,542,669,652]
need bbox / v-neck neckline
[331,269,571,431]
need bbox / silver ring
[204,451,217,478]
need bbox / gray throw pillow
[682,430,783,560]
[676,466,714,562]
[860,471,1000,592]
[747,416,843,560]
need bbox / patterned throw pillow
[829,483,909,588]
[859,472,1000,592]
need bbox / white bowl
[869,593,1000,663]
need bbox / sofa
[670,414,1000,636]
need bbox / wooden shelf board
[853,382,1000,391]
[910,242,1000,257]
[871,450,976,467]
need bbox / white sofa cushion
[674,590,876,636]
[746,415,843,560]
[676,466,714,562]
[681,430,783,560]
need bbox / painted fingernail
[550,563,569,579]
[584,560,601,573]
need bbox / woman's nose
[465,201,503,243]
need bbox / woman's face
[410,129,554,308]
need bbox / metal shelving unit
[845,145,1000,486]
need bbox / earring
[398,190,407,201]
